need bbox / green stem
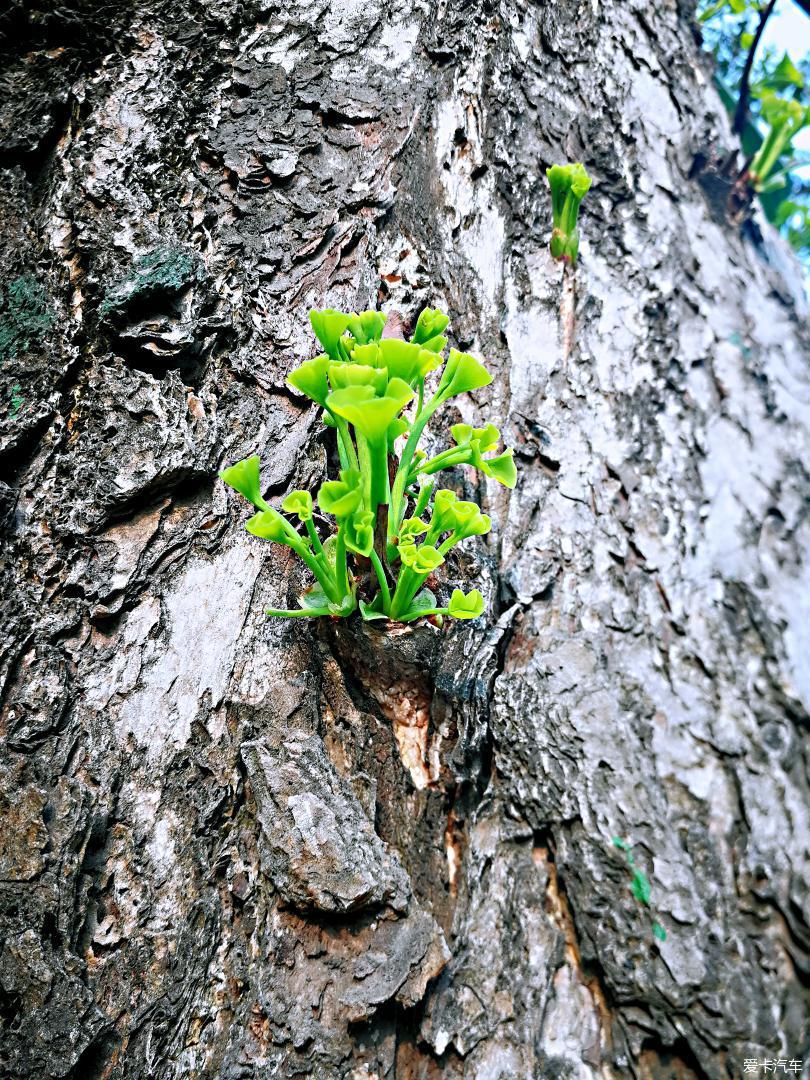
[305,518,324,556]
[336,417,359,472]
[413,479,434,520]
[369,439,389,514]
[335,526,349,598]
[290,540,340,603]
[369,549,392,613]
[400,606,448,622]
[389,393,443,539]
[357,434,372,508]
[437,533,460,556]
[390,566,430,620]
[411,446,469,481]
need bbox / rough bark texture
[1,0,809,1077]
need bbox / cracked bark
[1,0,809,1077]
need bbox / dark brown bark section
[1,0,809,1078]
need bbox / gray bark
[1,0,809,1077]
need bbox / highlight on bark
[220,306,517,623]
[547,162,593,264]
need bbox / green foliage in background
[221,307,516,623]
[698,0,810,259]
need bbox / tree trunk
[1,0,809,1077]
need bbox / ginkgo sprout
[220,306,517,624]
[547,162,592,264]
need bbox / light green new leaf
[411,307,449,345]
[451,422,500,452]
[547,162,592,263]
[450,423,517,488]
[378,338,441,386]
[309,308,351,359]
[387,417,410,451]
[328,361,388,393]
[399,517,428,540]
[427,489,459,537]
[220,455,269,510]
[399,543,444,573]
[245,507,298,544]
[327,378,414,443]
[438,349,493,399]
[281,490,313,520]
[475,448,517,488]
[344,509,375,556]
[447,588,485,619]
[287,354,331,406]
[452,503,491,540]
[346,309,386,344]
[318,469,363,518]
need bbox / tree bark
[1,0,809,1077]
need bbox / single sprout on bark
[547,162,592,263]
[220,305,517,624]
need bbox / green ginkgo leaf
[220,455,269,510]
[327,378,414,444]
[310,309,351,359]
[399,517,428,540]
[245,507,298,544]
[346,309,386,344]
[411,307,449,346]
[437,349,492,399]
[427,489,459,538]
[399,542,444,573]
[475,448,517,489]
[344,509,375,556]
[377,338,441,386]
[287,354,331,406]
[387,417,410,450]
[451,422,500,452]
[282,490,313,520]
[328,361,388,393]
[450,423,517,488]
[447,588,485,619]
[452,503,491,540]
[317,469,363,518]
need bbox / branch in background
[791,0,810,17]
[734,0,781,133]
[734,0,778,134]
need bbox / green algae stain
[0,275,54,362]
[100,246,203,318]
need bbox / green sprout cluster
[220,307,516,623]
[547,163,592,264]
